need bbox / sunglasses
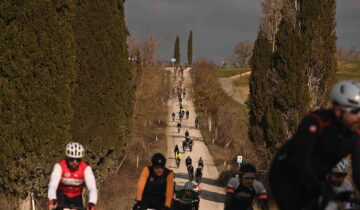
[332,173,347,179]
[243,176,256,180]
[68,158,81,162]
[341,107,360,115]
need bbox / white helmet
[66,142,85,158]
[332,159,350,173]
[184,181,194,190]
[330,80,360,108]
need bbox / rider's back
[275,109,360,181]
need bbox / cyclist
[185,130,190,138]
[269,80,360,210]
[174,145,180,158]
[198,157,204,169]
[195,117,199,129]
[182,140,187,152]
[177,122,181,133]
[318,159,355,210]
[185,156,192,169]
[188,165,194,180]
[173,181,200,210]
[172,113,176,121]
[179,111,183,121]
[195,167,203,184]
[188,140,193,152]
[47,142,97,210]
[134,153,174,210]
[175,153,181,168]
[225,163,268,210]
[186,110,190,119]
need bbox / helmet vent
[340,85,344,94]
[348,99,359,105]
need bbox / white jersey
[324,178,354,210]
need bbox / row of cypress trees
[248,0,337,154]
[173,30,193,65]
[0,0,133,199]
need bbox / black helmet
[152,153,166,168]
[240,163,256,174]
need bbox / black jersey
[273,109,360,190]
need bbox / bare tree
[128,34,162,67]
[234,40,254,68]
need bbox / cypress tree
[187,31,193,65]
[300,0,337,108]
[70,0,133,181]
[0,0,76,197]
[174,36,180,65]
[270,19,310,149]
[248,31,273,147]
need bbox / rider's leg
[56,190,83,209]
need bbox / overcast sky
[125,0,360,64]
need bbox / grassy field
[228,60,360,99]
[336,60,360,81]
[217,68,250,78]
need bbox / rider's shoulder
[252,179,267,194]
[227,177,239,189]
[340,178,354,191]
[304,109,336,122]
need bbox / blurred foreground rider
[269,80,360,210]
[134,153,174,210]
[47,142,97,210]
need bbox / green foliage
[300,0,337,107]
[70,0,133,183]
[0,0,76,197]
[247,31,273,146]
[174,36,180,65]
[187,30,193,65]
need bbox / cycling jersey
[175,189,199,202]
[186,158,192,166]
[321,177,354,210]
[225,177,268,210]
[136,166,174,208]
[176,154,181,159]
[47,159,98,204]
[269,109,360,210]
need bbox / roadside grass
[217,68,250,78]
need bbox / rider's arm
[292,116,321,189]
[48,163,62,201]
[351,142,360,191]
[136,167,150,201]
[84,166,98,204]
[165,171,175,208]
[253,180,269,210]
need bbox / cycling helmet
[184,181,194,190]
[330,80,360,108]
[151,153,166,168]
[332,159,350,173]
[240,163,257,174]
[66,142,85,158]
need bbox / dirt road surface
[219,78,245,104]
[166,68,226,210]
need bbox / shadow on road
[175,173,222,188]
[200,189,226,203]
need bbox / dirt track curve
[166,67,225,210]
